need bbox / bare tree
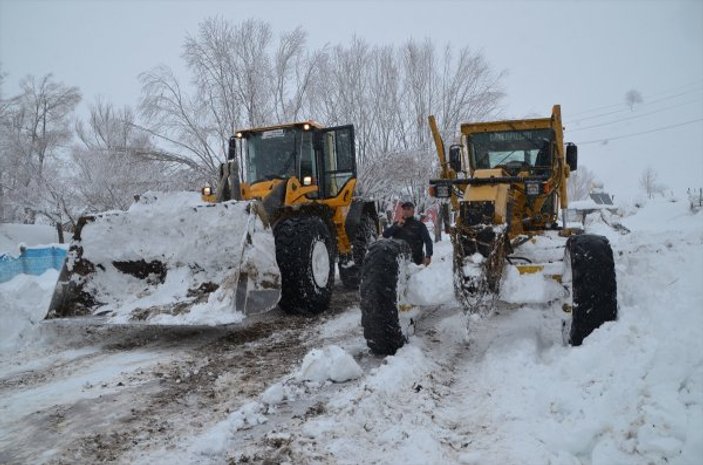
[138,65,220,178]
[272,26,322,121]
[0,73,81,223]
[13,74,81,177]
[568,165,598,201]
[140,18,322,183]
[361,38,503,207]
[625,89,643,111]
[137,18,505,210]
[639,166,665,199]
[309,35,503,209]
[308,37,373,161]
[0,67,9,221]
[366,45,403,156]
[72,99,192,214]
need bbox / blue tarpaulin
[0,246,67,284]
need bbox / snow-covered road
[1,198,702,465]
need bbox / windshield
[242,128,315,184]
[468,129,554,170]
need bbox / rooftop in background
[590,192,614,206]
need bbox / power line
[567,98,703,132]
[567,78,703,118]
[575,117,703,145]
[567,85,703,124]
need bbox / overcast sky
[1,0,702,200]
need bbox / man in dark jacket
[382,201,433,265]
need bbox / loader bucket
[46,192,281,325]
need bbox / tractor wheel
[564,234,618,346]
[275,216,335,315]
[339,213,378,289]
[360,238,411,355]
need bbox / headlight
[302,176,313,186]
[525,181,540,197]
[201,184,212,196]
[430,182,451,198]
[436,184,451,198]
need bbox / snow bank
[499,264,565,304]
[439,199,703,464]
[288,200,703,465]
[0,269,58,353]
[188,401,268,459]
[619,197,702,233]
[300,340,453,464]
[403,241,456,306]
[296,345,362,383]
[58,191,280,325]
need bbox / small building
[567,187,618,224]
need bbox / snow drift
[47,191,281,325]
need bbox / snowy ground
[1,197,702,464]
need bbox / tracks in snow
[0,285,358,465]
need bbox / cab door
[315,125,356,199]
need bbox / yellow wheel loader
[47,121,378,324]
[360,106,617,355]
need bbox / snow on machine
[360,106,618,354]
[47,121,378,325]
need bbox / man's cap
[401,201,415,209]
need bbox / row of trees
[0,74,193,227]
[1,17,507,228]
[138,18,505,208]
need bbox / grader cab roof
[235,120,324,138]
[459,105,562,136]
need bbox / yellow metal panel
[317,178,356,255]
[242,179,279,200]
[464,179,510,224]
[460,118,552,135]
[515,264,563,283]
[285,178,320,205]
[201,193,217,203]
[516,264,545,274]
[473,168,506,179]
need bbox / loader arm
[428,115,460,211]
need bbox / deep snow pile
[58,191,280,325]
[404,240,455,306]
[0,269,58,353]
[262,197,702,464]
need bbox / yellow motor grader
[360,106,617,355]
[47,121,378,324]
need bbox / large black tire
[275,216,335,315]
[360,239,411,355]
[566,234,618,346]
[339,213,378,289]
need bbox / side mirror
[566,143,578,171]
[448,144,462,173]
[228,136,237,160]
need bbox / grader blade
[46,192,281,325]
